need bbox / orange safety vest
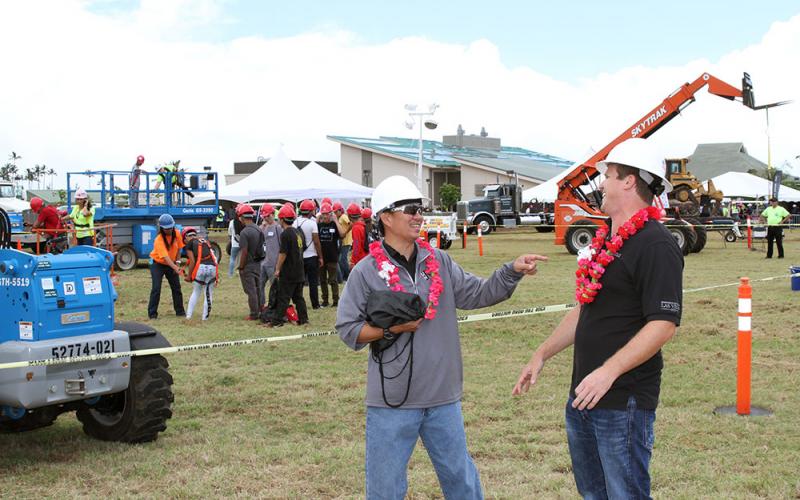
[189,238,219,284]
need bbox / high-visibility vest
[189,238,219,284]
[158,165,178,186]
[71,205,95,239]
[216,208,224,222]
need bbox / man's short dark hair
[613,163,654,203]
[769,197,777,202]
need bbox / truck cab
[0,181,35,247]
[456,183,522,234]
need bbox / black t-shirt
[317,221,341,263]
[239,224,264,264]
[186,238,216,266]
[571,219,683,410]
[278,226,305,282]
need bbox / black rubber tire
[724,230,737,243]
[473,216,493,235]
[0,407,59,433]
[114,245,138,271]
[534,225,554,233]
[565,220,599,255]
[209,241,222,264]
[76,355,173,443]
[664,219,696,256]
[442,237,453,250]
[684,217,707,253]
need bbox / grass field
[2,229,799,498]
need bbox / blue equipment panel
[0,246,117,343]
[133,224,158,258]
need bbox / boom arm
[557,72,750,200]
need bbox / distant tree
[439,183,461,211]
[47,167,56,189]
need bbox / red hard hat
[30,197,44,212]
[299,199,315,212]
[322,197,332,205]
[332,201,344,212]
[278,204,296,220]
[136,155,145,164]
[320,203,333,214]
[361,208,372,219]
[181,226,198,239]
[346,203,361,216]
[236,203,255,217]
[259,203,274,216]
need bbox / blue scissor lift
[66,169,220,270]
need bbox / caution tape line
[1,273,797,371]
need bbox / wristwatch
[382,328,395,340]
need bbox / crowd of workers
[146,196,380,327]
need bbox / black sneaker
[321,301,329,308]
[332,300,338,307]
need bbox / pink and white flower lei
[575,206,660,304]
[369,238,444,320]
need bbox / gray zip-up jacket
[336,241,524,408]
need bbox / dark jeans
[76,236,94,246]
[270,278,308,326]
[566,396,655,500]
[319,261,339,304]
[148,262,185,319]
[766,226,784,258]
[303,256,320,308]
[239,261,263,318]
[338,245,351,282]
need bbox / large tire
[473,216,493,235]
[0,407,59,433]
[684,217,707,253]
[442,237,453,250]
[76,355,173,443]
[724,230,737,243]
[565,220,599,255]
[664,219,696,256]
[114,245,138,271]
[535,225,554,233]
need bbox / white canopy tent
[292,161,374,199]
[709,171,800,201]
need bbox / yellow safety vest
[71,205,95,239]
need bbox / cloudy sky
[1,0,798,187]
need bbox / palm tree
[47,167,56,189]
[25,168,35,190]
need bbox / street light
[405,103,439,197]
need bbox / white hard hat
[75,188,88,199]
[596,138,672,194]
[371,175,425,215]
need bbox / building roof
[686,143,768,181]
[327,135,572,182]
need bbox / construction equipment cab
[555,72,759,255]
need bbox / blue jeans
[338,244,351,282]
[365,401,483,500]
[565,396,656,500]
[228,246,240,277]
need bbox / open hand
[571,365,617,410]
[512,254,548,275]
[512,356,544,396]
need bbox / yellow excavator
[664,158,724,217]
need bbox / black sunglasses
[390,203,424,216]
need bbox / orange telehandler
[555,72,757,255]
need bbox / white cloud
[0,1,797,189]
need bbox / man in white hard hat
[513,138,683,499]
[337,175,547,499]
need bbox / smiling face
[381,205,423,242]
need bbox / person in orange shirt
[148,213,186,320]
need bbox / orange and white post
[746,216,752,250]
[462,223,467,249]
[736,277,752,415]
[477,227,483,257]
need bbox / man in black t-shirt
[317,203,344,307]
[264,204,309,327]
[513,139,683,499]
[237,204,264,320]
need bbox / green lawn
[2,230,799,498]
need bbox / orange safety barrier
[462,224,467,249]
[16,240,21,251]
[436,230,441,249]
[736,277,752,415]
[477,227,483,257]
[746,216,752,250]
